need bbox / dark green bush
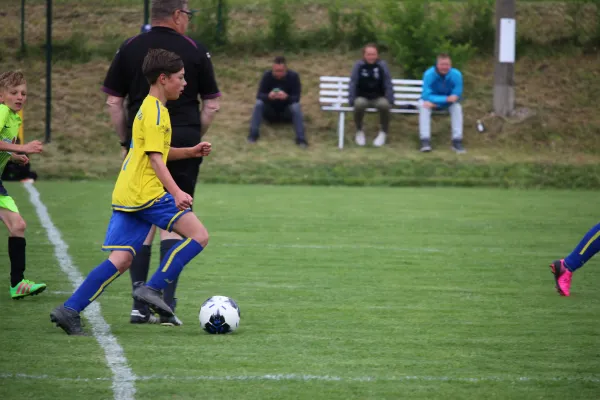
[380,0,475,79]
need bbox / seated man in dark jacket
[248,56,308,148]
[349,43,394,147]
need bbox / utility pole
[45,0,52,143]
[493,0,516,117]
[21,0,26,55]
[144,0,150,25]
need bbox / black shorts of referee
[166,125,203,205]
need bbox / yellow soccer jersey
[112,95,172,211]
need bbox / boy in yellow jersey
[0,71,46,299]
[50,49,212,335]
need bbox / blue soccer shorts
[102,193,190,256]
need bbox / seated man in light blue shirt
[418,54,465,153]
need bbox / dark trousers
[249,100,306,141]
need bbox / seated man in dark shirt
[247,56,308,148]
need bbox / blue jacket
[421,66,463,109]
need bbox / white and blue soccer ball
[199,295,240,334]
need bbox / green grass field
[0,181,599,400]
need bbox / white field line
[1,372,599,384]
[24,182,136,400]
[217,243,554,256]
[219,243,442,252]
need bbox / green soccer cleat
[10,279,47,299]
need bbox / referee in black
[102,0,221,326]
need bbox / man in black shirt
[248,56,308,148]
[102,0,221,326]
[348,43,394,147]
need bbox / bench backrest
[319,76,423,110]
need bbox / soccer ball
[199,295,240,334]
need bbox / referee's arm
[197,48,221,137]
[200,98,219,137]
[102,39,131,154]
[106,95,129,148]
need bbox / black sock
[130,244,151,311]
[160,239,181,311]
[9,237,26,287]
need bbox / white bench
[319,76,434,149]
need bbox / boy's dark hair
[142,49,184,85]
[437,53,451,60]
[0,71,26,91]
[273,56,286,65]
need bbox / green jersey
[0,104,21,171]
[0,104,22,195]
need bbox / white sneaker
[355,131,366,146]
[373,132,387,147]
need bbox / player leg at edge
[0,199,47,299]
[550,222,600,297]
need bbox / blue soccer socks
[64,260,121,312]
[146,238,203,291]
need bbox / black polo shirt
[102,26,220,138]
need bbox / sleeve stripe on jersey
[182,35,198,49]
[125,35,140,46]
[101,86,124,97]
[201,92,222,100]
[155,100,161,125]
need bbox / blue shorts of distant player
[102,193,190,256]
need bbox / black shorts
[167,125,203,202]
[167,157,202,199]
[0,180,7,196]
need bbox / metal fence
[5,0,599,142]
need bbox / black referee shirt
[102,27,220,134]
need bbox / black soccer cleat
[50,305,86,336]
[130,309,159,324]
[132,285,174,317]
[160,315,183,326]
